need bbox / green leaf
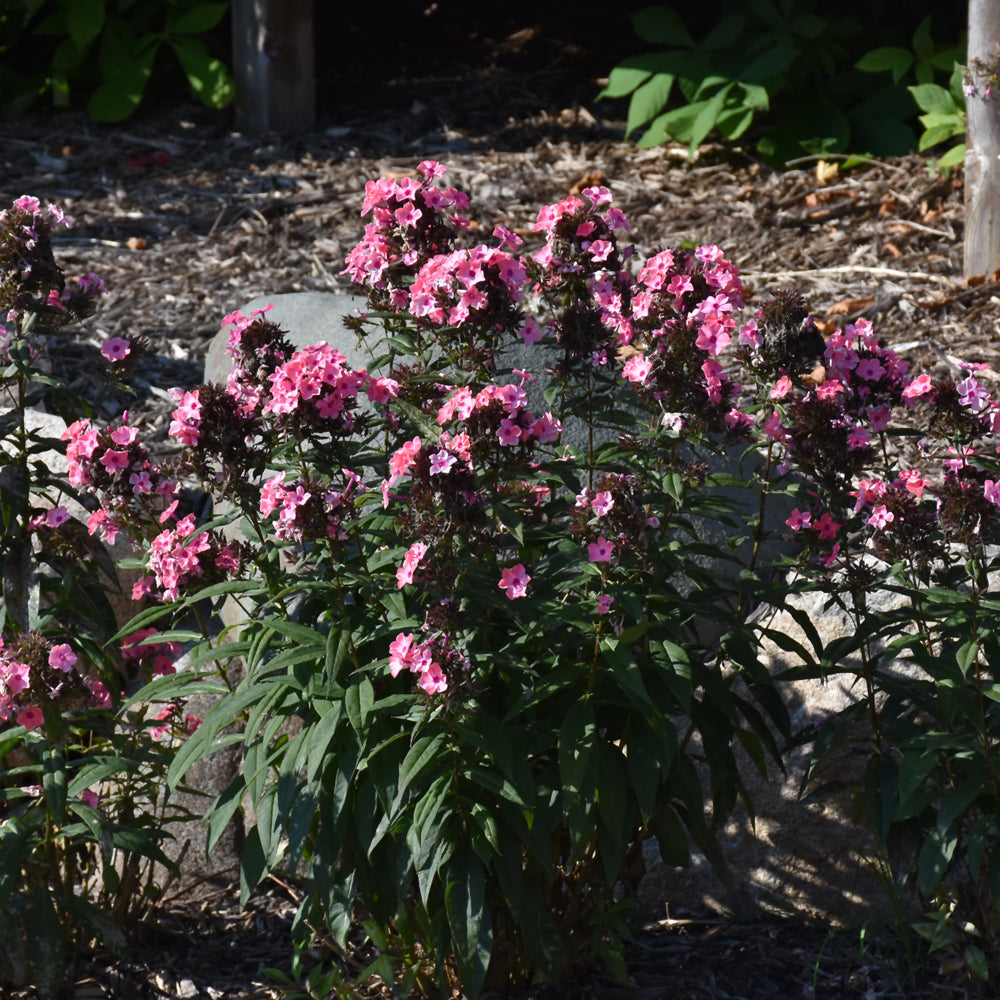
[630,6,694,47]
[239,823,269,906]
[652,803,690,867]
[701,13,745,53]
[170,36,235,108]
[28,885,66,999]
[936,143,966,169]
[856,47,913,83]
[445,846,492,1000]
[741,43,797,83]
[168,2,228,35]
[66,0,104,51]
[42,743,67,826]
[625,72,675,137]
[909,83,959,116]
[345,676,375,738]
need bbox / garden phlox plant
[6,150,1000,997]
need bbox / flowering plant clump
[13,160,1000,995]
[83,163,810,997]
[0,198,202,999]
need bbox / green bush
[600,2,965,165]
[0,0,233,120]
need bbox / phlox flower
[855,358,886,381]
[770,376,793,399]
[814,513,841,540]
[591,491,614,517]
[985,480,1000,507]
[3,661,30,694]
[785,509,811,531]
[80,789,100,809]
[498,563,531,600]
[389,436,422,478]
[846,426,871,450]
[588,536,615,563]
[762,411,785,441]
[101,337,131,362]
[596,594,615,614]
[622,353,651,384]
[418,662,447,695]
[89,679,111,709]
[818,543,841,568]
[738,319,761,348]
[520,317,543,345]
[815,379,843,400]
[429,449,457,475]
[498,419,522,447]
[867,504,894,530]
[44,506,70,528]
[957,375,991,412]
[48,644,76,672]
[529,412,562,444]
[666,273,693,299]
[99,449,130,474]
[852,478,886,512]
[388,633,416,677]
[902,373,933,403]
[588,240,613,262]
[16,705,43,731]
[396,541,428,589]
[896,470,928,498]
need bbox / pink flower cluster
[342,161,470,302]
[388,632,447,695]
[408,245,526,327]
[132,513,238,602]
[62,414,179,544]
[0,636,108,732]
[259,469,360,544]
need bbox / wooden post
[965,0,1000,278]
[231,0,315,135]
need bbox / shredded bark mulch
[2,15,998,999]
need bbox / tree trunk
[965,0,1000,278]
[231,0,315,135]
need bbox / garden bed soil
[1,15,997,999]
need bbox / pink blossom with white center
[785,509,811,531]
[596,594,615,614]
[770,376,793,399]
[429,449,456,475]
[129,469,153,494]
[957,375,991,412]
[48,644,76,672]
[591,491,614,517]
[868,504,894,530]
[587,536,615,563]
[498,563,531,600]
[101,337,131,362]
[622,353,651,384]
